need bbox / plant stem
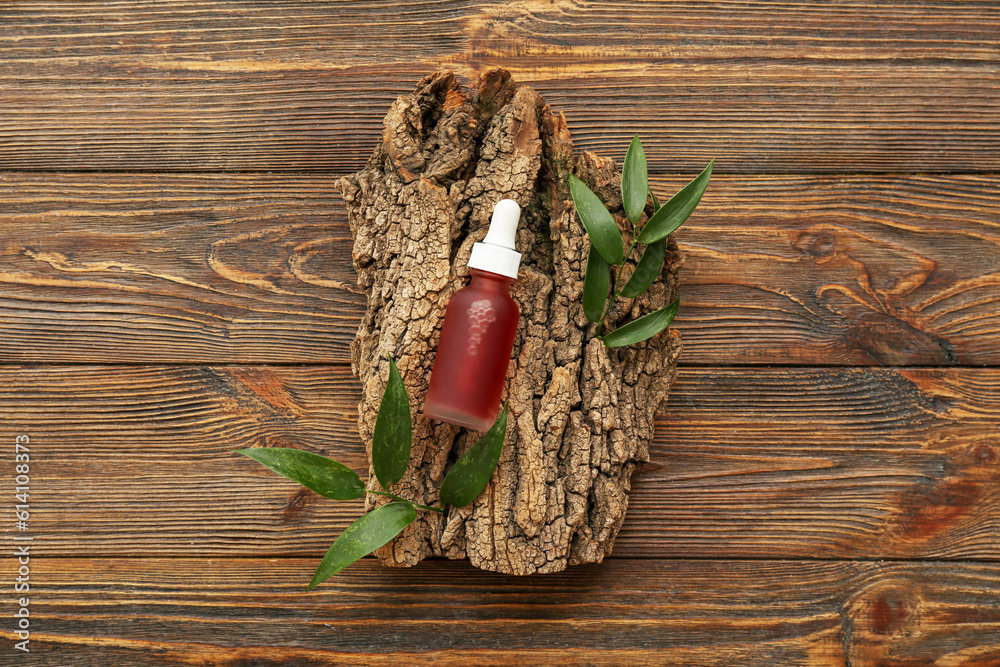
[368,489,446,513]
[597,236,640,336]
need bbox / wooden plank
[2,558,998,665]
[2,0,998,173]
[0,1,470,65]
[3,365,998,560]
[0,173,363,364]
[463,0,1000,63]
[2,60,995,173]
[674,173,1000,366]
[5,1,996,65]
[522,63,1000,175]
[626,367,1000,559]
[2,173,998,365]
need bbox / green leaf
[621,134,648,226]
[237,447,365,501]
[583,245,611,322]
[439,405,508,508]
[600,299,679,348]
[372,357,412,489]
[649,188,660,212]
[637,160,714,244]
[307,501,417,589]
[568,174,624,265]
[618,237,666,299]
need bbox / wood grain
[3,365,997,560]
[2,4,997,662]
[3,173,997,365]
[5,1,997,65]
[2,558,998,666]
[0,173,363,364]
[627,367,1000,560]
[463,0,1000,63]
[675,174,1000,365]
[2,1,998,173]
[0,1,470,64]
[2,61,995,174]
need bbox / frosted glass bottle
[423,200,521,431]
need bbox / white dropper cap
[466,199,522,279]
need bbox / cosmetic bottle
[423,199,521,431]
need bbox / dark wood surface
[17,559,1000,665]
[3,365,998,560]
[1,2,998,665]
[3,173,998,365]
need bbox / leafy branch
[571,135,714,347]
[237,357,507,590]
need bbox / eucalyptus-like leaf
[619,237,666,299]
[372,357,412,489]
[637,160,714,244]
[600,299,679,348]
[237,447,365,501]
[439,405,508,508]
[307,501,417,589]
[622,134,648,226]
[583,245,611,322]
[568,174,624,265]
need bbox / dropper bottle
[423,199,522,431]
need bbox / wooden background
[2,2,999,665]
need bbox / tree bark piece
[341,68,683,574]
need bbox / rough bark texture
[340,68,683,575]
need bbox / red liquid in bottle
[423,269,519,431]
